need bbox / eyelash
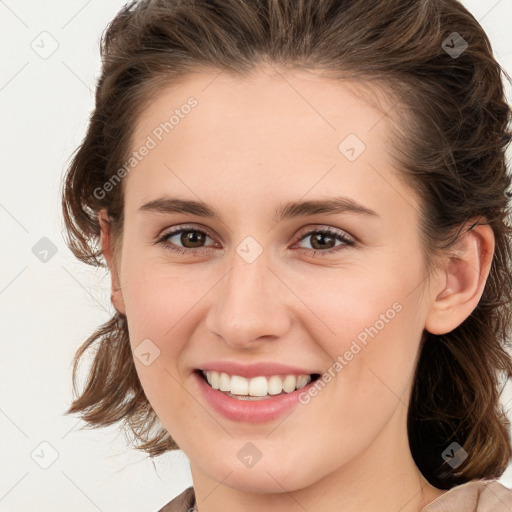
[154,224,356,257]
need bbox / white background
[1,1,512,511]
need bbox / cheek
[120,255,206,341]
[290,262,412,351]
[118,259,198,399]
[294,258,424,406]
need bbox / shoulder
[421,479,512,512]
[157,486,195,512]
[478,480,512,511]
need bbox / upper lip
[197,361,320,378]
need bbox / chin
[208,459,314,495]
[222,472,300,494]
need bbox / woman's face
[109,66,438,493]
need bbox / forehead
[125,65,418,219]
[133,64,397,152]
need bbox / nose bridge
[229,246,270,305]
[205,244,291,345]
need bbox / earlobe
[98,209,126,316]
[424,221,494,335]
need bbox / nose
[204,250,292,348]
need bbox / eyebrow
[138,195,379,223]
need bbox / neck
[189,404,446,512]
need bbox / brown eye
[309,232,336,250]
[177,229,207,248]
[157,226,217,254]
[296,227,355,255]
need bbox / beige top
[157,479,512,512]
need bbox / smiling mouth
[195,369,321,400]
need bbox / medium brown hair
[61,0,512,490]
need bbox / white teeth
[296,375,310,389]
[203,370,313,397]
[231,375,249,395]
[219,372,230,392]
[267,375,283,395]
[248,376,268,397]
[282,375,296,393]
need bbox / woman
[61,0,512,510]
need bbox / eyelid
[157,223,216,241]
[157,223,355,241]
[294,224,355,243]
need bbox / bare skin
[99,64,494,512]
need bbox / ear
[98,209,126,316]
[424,219,495,335]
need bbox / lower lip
[193,371,317,423]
